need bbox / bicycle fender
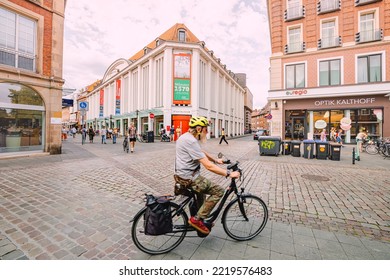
[129,206,147,223]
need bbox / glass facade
[285,108,383,143]
[0,83,45,153]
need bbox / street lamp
[109,114,113,129]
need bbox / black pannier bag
[144,195,173,235]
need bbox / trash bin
[281,140,291,155]
[291,140,301,157]
[316,141,329,160]
[329,142,342,161]
[147,131,154,143]
[303,140,315,159]
[258,136,281,156]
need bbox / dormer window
[156,39,160,46]
[178,29,186,42]
[144,47,151,55]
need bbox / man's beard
[198,132,207,143]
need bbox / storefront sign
[340,117,352,131]
[314,98,375,107]
[286,89,307,96]
[314,120,327,129]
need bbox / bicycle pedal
[197,231,209,238]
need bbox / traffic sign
[79,101,89,111]
[149,113,155,119]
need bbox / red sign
[149,113,155,119]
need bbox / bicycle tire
[131,202,188,255]
[222,194,268,241]
[365,144,378,155]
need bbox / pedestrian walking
[128,122,137,153]
[336,128,343,145]
[330,127,336,142]
[71,127,77,138]
[219,128,228,145]
[61,126,67,141]
[101,126,107,144]
[88,126,95,143]
[356,128,367,153]
[170,125,175,142]
[112,127,118,144]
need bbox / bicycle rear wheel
[222,194,268,241]
[131,202,188,255]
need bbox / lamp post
[135,110,139,130]
[109,114,113,129]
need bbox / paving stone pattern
[0,135,389,260]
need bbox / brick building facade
[0,0,65,155]
[267,0,390,143]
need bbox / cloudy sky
[63,0,270,109]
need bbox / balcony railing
[318,36,341,49]
[284,5,305,21]
[317,0,341,14]
[355,0,382,6]
[285,42,306,54]
[355,29,383,43]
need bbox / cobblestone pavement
[0,135,389,260]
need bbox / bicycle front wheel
[131,202,188,255]
[222,195,268,241]
[365,144,378,155]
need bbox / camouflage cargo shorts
[190,175,224,219]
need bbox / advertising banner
[173,54,191,104]
[115,79,121,115]
[99,89,104,117]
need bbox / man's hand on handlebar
[228,171,241,179]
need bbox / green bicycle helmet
[189,116,209,127]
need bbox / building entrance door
[292,117,305,140]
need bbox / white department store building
[82,23,249,140]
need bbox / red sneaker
[188,216,210,235]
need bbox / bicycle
[136,133,147,143]
[130,154,269,255]
[123,136,129,153]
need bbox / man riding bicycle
[174,116,240,235]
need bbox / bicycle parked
[365,137,390,158]
[130,154,269,255]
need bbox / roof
[86,80,102,93]
[129,23,202,61]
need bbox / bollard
[352,147,355,165]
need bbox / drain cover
[301,174,330,181]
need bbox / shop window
[312,111,330,139]
[319,59,340,86]
[350,108,382,139]
[357,54,382,83]
[0,83,44,153]
[286,63,305,89]
[0,7,36,71]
